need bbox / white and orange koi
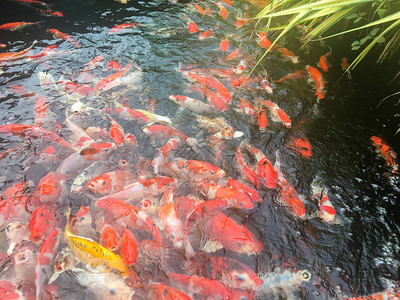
[262,100,291,128]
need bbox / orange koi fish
[87,171,135,195]
[199,27,217,40]
[237,98,254,115]
[119,229,137,266]
[161,158,226,182]
[260,76,273,94]
[254,106,268,132]
[187,21,199,33]
[102,106,149,124]
[258,32,273,50]
[311,174,336,223]
[219,37,229,52]
[262,100,292,128]
[152,137,182,174]
[28,204,57,243]
[203,88,227,111]
[107,60,121,70]
[318,52,330,72]
[226,178,262,203]
[47,29,80,47]
[0,21,39,31]
[306,65,325,100]
[275,45,299,63]
[275,152,306,219]
[109,22,140,34]
[287,136,312,158]
[35,8,63,17]
[0,41,36,64]
[371,136,398,174]
[169,95,212,113]
[28,44,58,61]
[193,2,206,15]
[234,12,250,28]
[341,57,352,79]
[97,217,120,252]
[13,0,49,6]
[345,289,400,299]
[0,44,6,48]
[275,70,307,83]
[236,144,259,188]
[143,124,187,141]
[145,284,191,299]
[81,54,104,72]
[94,62,132,90]
[108,117,125,145]
[35,171,61,203]
[35,229,60,300]
[226,47,241,60]
[212,1,228,19]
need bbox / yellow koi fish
[64,209,129,277]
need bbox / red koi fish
[70,206,96,239]
[341,57,349,70]
[275,152,306,219]
[203,88,227,111]
[318,52,330,72]
[58,80,94,99]
[102,106,148,124]
[227,47,241,60]
[145,284,191,299]
[143,124,187,141]
[108,117,125,145]
[28,44,58,61]
[97,217,120,252]
[187,21,199,33]
[275,45,299,63]
[231,75,259,88]
[237,98,254,115]
[187,253,263,290]
[2,181,34,199]
[35,228,60,300]
[371,136,398,174]
[192,212,263,254]
[152,137,182,174]
[195,180,254,210]
[236,145,259,188]
[262,100,291,128]
[81,55,104,71]
[35,171,61,203]
[234,12,250,27]
[109,22,140,34]
[13,0,49,6]
[169,95,212,113]
[95,63,132,91]
[345,289,400,299]
[219,37,229,52]
[35,8,63,17]
[193,2,206,15]
[0,280,24,299]
[213,1,228,19]
[119,229,137,266]
[0,123,73,149]
[0,21,39,31]
[258,32,273,50]
[158,190,184,248]
[306,65,325,100]
[96,198,162,244]
[0,41,36,64]
[199,27,217,40]
[28,204,57,243]
[87,171,135,195]
[260,76,273,94]
[275,70,307,83]
[254,106,268,132]
[160,158,226,182]
[287,137,312,158]
[226,178,262,203]
[47,29,80,47]
[107,60,120,70]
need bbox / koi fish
[237,98,254,115]
[35,228,60,300]
[219,37,229,52]
[108,117,125,145]
[169,95,212,113]
[306,65,325,100]
[236,145,260,188]
[109,22,140,34]
[136,109,171,125]
[275,70,307,83]
[187,21,199,33]
[65,209,129,277]
[318,52,330,72]
[102,106,149,124]
[107,60,120,70]
[213,1,228,19]
[258,32,273,50]
[227,47,241,60]
[345,289,400,300]
[47,29,80,47]
[5,221,29,255]
[145,284,191,299]
[0,21,39,31]
[94,63,132,91]
[28,204,57,243]
[27,44,58,61]
[143,124,187,141]
[260,76,273,94]
[262,100,291,128]
[83,55,104,71]
[119,229,137,266]
[254,106,268,132]
[275,45,299,63]
[275,152,306,219]
[199,27,217,40]
[152,137,183,174]
[35,171,61,203]
[0,41,36,64]
[0,281,23,299]
[371,136,398,174]
[226,178,262,203]
[87,171,135,195]
[193,2,206,15]
[97,217,120,252]
[13,0,49,6]
[287,137,312,158]
[0,195,39,229]
[35,8,63,17]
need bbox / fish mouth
[30,233,42,243]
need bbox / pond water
[0,0,399,299]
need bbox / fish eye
[240,202,244,206]
[46,220,50,225]
[15,224,22,229]
[210,170,215,174]
[41,213,45,217]
[302,271,311,280]
[237,274,244,281]
[263,178,266,182]
[240,297,247,300]
[102,181,106,186]
[109,288,116,295]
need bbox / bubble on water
[295,231,301,238]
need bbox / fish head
[0,280,21,299]
[71,206,92,227]
[36,171,60,203]
[221,269,263,291]
[5,221,28,243]
[87,174,113,194]
[256,158,277,189]
[234,226,263,255]
[125,133,137,149]
[28,205,57,243]
[80,142,116,161]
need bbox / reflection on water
[0,0,399,299]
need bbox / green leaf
[352,45,361,50]
[351,40,360,46]
[377,8,387,18]
[370,27,380,36]
[354,16,362,23]
[345,12,358,19]
[376,36,385,43]
[360,35,372,45]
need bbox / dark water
[0,0,399,299]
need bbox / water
[0,0,399,299]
